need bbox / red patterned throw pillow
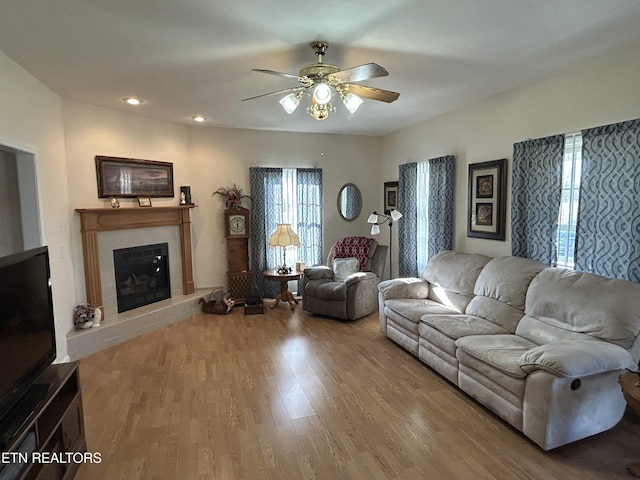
[333,236,375,271]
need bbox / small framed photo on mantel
[467,159,507,240]
[137,196,152,207]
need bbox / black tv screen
[0,246,57,419]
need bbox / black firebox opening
[113,243,171,313]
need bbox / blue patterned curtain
[398,162,418,277]
[427,155,456,259]
[249,167,282,298]
[575,119,640,282]
[296,168,323,267]
[511,135,564,264]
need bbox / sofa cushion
[378,278,430,300]
[515,315,596,345]
[332,257,360,282]
[421,250,491,312]
[304,266,334,281]
[472,256,547,310]
[420,314,509,356]
[518,340,636,377]
[465,297,526,334]
[456,334,536,379]
[307,281,347,300]
[385,298,459,324]
[386,312,420,336]
[525,268,640,349]
[463,256,546,333]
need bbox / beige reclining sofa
[378,250,640,450]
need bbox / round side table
[263,269,302,310]
[619,372,640,477]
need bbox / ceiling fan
[242,41,400,121]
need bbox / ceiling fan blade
[345,84,399,103]
[251,69,304,82]
[330,63,389,83]
[242,86,305,102]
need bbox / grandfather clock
[224,206,253,304]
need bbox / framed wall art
[384,181,398,214]
[467,159,507,240]
[95,156,174,198]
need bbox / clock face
[229,215,246,235]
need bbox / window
[250,166,322,297]
[281,168,300,266]
[555,133,582,268]
[416,162,429,272]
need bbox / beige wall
[0,50,76,360]
[62,100,191,299]
[63,101,381,291]
[176,126,380,287]
[380,37,640,265]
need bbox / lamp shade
[269,224,300,248]
[390,209,403,222]
[367,212,379,224]
[342,93,363,113]
[279,93,300,114]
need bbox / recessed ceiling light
[122,97,144,105]
[191,115,207,123]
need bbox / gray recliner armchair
[302,237,387,320]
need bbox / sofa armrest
[519,340,636,378]
[304,266,334,281]
[344,271,377,286]
[378,277,429,300]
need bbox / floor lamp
[367,209,402,279]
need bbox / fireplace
[113,243,171,313]
[75,206,195,320]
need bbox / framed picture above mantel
[467,159,507,241]
[95,155,174,198]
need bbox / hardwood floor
[76,306,640,479]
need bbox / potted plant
[212,183,251,209]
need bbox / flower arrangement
[212,183,251,209]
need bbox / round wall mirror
[337,183,362,221]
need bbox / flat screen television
[0,246,57,440]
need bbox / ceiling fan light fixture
[307,100,334,121]
[312,82,332,105]
[245,41,399,122]
[279,93,301,114]
[342,93,363,113]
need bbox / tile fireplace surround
[68,206,206,359]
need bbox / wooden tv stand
[0,362,86,480]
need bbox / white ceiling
[2,0,640,136]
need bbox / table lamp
[269,224,300,274]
